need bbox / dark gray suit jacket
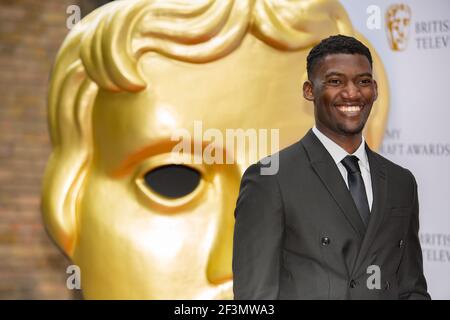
[233,129,430,299]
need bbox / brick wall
[0,0,109,300]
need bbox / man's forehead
[313,53,372,76]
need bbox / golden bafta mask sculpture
[42,0,389,299]
[386,3,412,51]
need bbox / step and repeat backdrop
[339,0,450,299]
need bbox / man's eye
[327,79,341,85]
[144,165,201,199]
[360,79,372,85]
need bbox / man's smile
[335,104,364,117]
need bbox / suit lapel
[351,144,388,276]
[301,130,366,238]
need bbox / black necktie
[341,155,370,227]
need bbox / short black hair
[306,34,373,79]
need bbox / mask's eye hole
[143,165,201,199]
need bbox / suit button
[349,280,358,288]
[321,237,331,246]
[399,240,405,248]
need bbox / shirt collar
[312,126,370,171]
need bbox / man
[232,35,430,300]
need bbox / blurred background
[0,0,111,299]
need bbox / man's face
[303,53,378,139]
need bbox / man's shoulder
[262,139,306,165]
[369,149,416,185]
[277,139,306,161]
[242,140,306,180]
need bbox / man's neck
[315,125,363,154]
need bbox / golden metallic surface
[42,0,389,299]
[386,3,412,51]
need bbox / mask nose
[205,166,242,285]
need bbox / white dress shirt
[312,126,373,211]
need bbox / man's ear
[303,80,315,101]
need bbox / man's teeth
[336,105,362,112]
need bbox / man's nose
[341,81,361,100]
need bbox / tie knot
[341,155,361,174]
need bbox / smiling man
[233,35,430,300]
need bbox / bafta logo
[386,4,412,51]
